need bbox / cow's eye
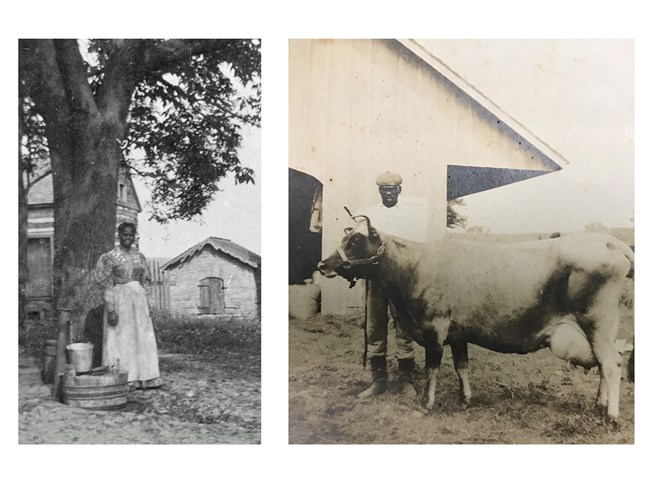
[349,234,365,247]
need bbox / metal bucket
[65,343,94,372]
[62,371,128,410]
[42,339,58,384]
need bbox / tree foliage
[120,39,261,221]
[20,39,261,223]
[447,198,467,229]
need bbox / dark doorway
[289,168,323,285]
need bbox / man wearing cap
[357,171,426,399]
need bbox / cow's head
[317,216,385,285]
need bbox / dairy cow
[318,217,634,421]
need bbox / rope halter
[336,244,386,270]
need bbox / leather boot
[357,356,388,398]
[397,358,418,398]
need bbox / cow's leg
[423,317,450,411]
[450,341,471,405]
[596,366,609,410]
[591,332,621,421]
[575,288,623,421]
[424,343,443,410]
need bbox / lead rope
[363,278,368,369]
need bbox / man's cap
[375,171,402,186]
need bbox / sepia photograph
[288,39,634,444]
[18,39,261,444]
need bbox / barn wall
[289,39,557,314]
[165,247,259,316]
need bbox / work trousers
[366,279,415,360]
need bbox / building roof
[397,39,571,170]
[446,166,552,200]
[27,166,142,212]
[161,237,261,271]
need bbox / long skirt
[103,281,162,388]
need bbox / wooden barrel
[62,372,129,410]
[42,339,58,384]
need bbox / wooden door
[199,277,225,314]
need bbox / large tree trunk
[50,115,122,335]
[20,39,134,337]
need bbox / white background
[2,1,648,486]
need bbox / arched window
[198,277,225,314]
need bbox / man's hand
[108,311,119,326]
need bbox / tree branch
[142,39,235,73]
[95,40,148,127]
[52,40,99,117]
[158,76,193,102]
[19,40,70,127]
[123,163,155,179]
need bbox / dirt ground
[289,305,634,444]
[19,350,260,444]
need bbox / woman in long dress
[95,222,162,389]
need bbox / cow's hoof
[594,403,607,416]
[605,416,620,430]
[424,400,436,411]
[421,404,435,416]
[398,382,418,400]
[357,382,387,399]
[460,398,471,409]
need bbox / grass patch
[19,319,58,359]
[152,310,260,356]
[19,310,261,360]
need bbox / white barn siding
[290,39,561,314]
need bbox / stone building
[161,237,261,317]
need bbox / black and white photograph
[18,38,261,444]
[288,39,635,444]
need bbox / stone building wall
[165,247,259,316]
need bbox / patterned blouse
[95,246,152,313]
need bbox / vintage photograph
[19,39,261,443]
[288,39,634,444]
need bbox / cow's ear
[344,227,354,235]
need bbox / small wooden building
[26,165,141,319]
[289,39,570,315]
[161,237,261,317]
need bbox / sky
[418,39,635,234]
[134,124,261,259]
